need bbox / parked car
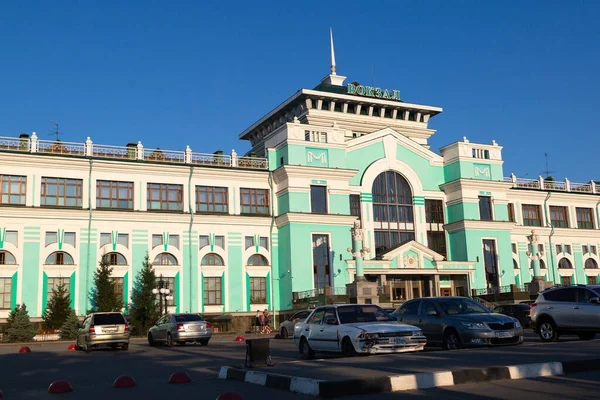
[279,309,311,339]
[530,285,600,342]
[148,313,212,347]
[390,297,523,350]
[493,303,531,327]
[293,304,426,359]
[76,312,130,353]
[382,308,396,315]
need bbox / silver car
[279,310,311,339]
[76,312,130,353]
[148,313,212,347]
[531,285,600,342]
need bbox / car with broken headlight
[293,304,426,359]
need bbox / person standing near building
[254,310,262,334]
[262,309,272,334]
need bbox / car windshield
[93,313,125,325]
[175,314,204,322]
[516,304,530,310]
[337,305,392,324]
[437,298,490,315]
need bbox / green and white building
[1,38,600,323]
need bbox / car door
[304,308,326,351]
[315,308,340,352]
[575,288,600,329]
[78,316,89,345]
[396,300,421,326]
[153,316,167,341]
[547,288,578,328]
[419,300,443,345]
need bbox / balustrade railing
[505,174,598,195]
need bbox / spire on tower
[330,27,336,75]
[320,27,346,87]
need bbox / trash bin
[245,338,273,368]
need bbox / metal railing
[506,174,599,195]
[37,139,86,156]
[295,286,347,299]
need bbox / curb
[218,359,600,398]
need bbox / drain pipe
[85,159,93,313]
[268,169,276,325]
[543,191,556,283]
[187,166,194,313]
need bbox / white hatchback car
[294,304,426,358]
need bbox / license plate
[495,331,513,338]
[103,328,117,333]
[389,337,406,345]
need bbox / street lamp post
[152,274,174,315]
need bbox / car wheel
[84,343,92,353]
[111,344,118,350]
[177,341,186,346]
[121,343,129,351]
[148,333,155,347]
[341,337,357,357]
[281,327,289,339]
[166,333,173,347]
[577,332,596,341]
[299,338,314,360]
[539,320,559,342]
[442,330,461,350]
[199,340,209,346]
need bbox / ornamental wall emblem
[403,254,419,269]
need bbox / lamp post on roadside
[152,274,174,315]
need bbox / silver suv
[531,285,600,342]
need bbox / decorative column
[526,229,553,294]
[348,221,369,282]
[346,221,378,304]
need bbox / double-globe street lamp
[152,274,174,315]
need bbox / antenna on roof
[541,153,555,179]
[48,121,63,141]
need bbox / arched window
[558,258,573,269]
[0,251,16,265]
[106,252,127,266]
[530,259,547,269]
[201,253,224,266]
[45,251,74,265]
[372,171,414,256]
[585,258,599,269]
[247,254,269,266]
[513,259,519,269]
[153,253,178,265]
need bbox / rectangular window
[41,177,83,207]
[245,236,254,250]
[564,244,572,255]
[507,203,515,222]
[310,186,327,214]
[45,232,58,247]
[561,276,572,285]
[168,234,179,249]
[100,233,111,247]
[0,278,12,309]
[4,231,18,247]
[425,199,444,224]
[215,236,225,250]
[240,188,270,215]
[522,204,542,226]
[152,234,163,249]
[591,246,597,255]
[576,208,595,229]
[47,277,70,299]
[199,235,210,249]
[111,277,124,302]
[550,206,569,228]
[118,234,129,248]
[583,245,589,255]
[483,239,499,289]
[0,175,26,205]
[312,234,330,290]
[147,183,183,211]
[588,276,598,285]
[478,196,493,221]
[96,180,133,209]
[249,277,267,304]
[203,277,222,305]
[349,194,361,219]
[512,243,517,254]
[195,186,228,213]
[260,237,268,250]
[427,231,447,259]
[63,232,76,248]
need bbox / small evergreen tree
[5,304,36,343]
[60,309,80,340]
[43,283,71,331]
[129,253,160,336]
[91,254,122,312]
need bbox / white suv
[530,285,600,342]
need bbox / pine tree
[43,283,71,331]
[129,253,160,336]
[5,304,36,343]
[60,309,80,340]
[92,254,122,312]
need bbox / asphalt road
[0,332,597,399]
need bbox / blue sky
[1,1,598,181]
